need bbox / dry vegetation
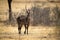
[0,23,59,40]
[0,0,60,40]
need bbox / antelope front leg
[24,24,29,34]
[27,24,29,34]
[24,25,26,34]
[24,27,28,34]
[27,27,28,34]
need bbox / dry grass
[0,23,59,40]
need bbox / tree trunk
[9,9,12,21]
[7,0,12,22]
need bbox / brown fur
[17,10,30,34]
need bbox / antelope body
[17,9,30,34]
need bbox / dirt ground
[0,23,60,40]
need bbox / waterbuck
[17,9,30,34]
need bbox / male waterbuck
[17,9,30,34]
